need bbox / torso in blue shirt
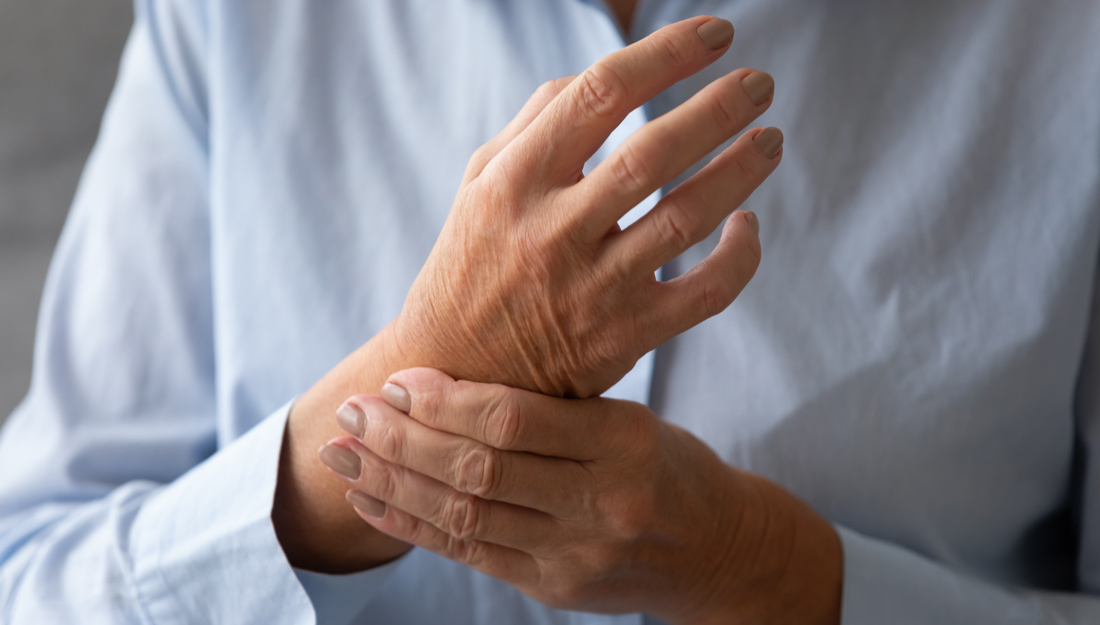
[2,1,1100,623]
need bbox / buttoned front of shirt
[1,1,1099,624]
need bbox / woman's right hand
[394,15,782,398]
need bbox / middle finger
[574,68,773,237]
[338,395,594,518]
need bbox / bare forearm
[692,469,842,625]
[272,322,410,572]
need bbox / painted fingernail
[743,210,760,235]
[697,18,734,50]
[319,444,361,479]
[347,489,386,518]
[741,71,774,106]
[754,127,784,158]
[336,400,366,438]
[382,382,412,413]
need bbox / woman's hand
[277,15,781,572]
[393,15,781,398]
[321,368,841,624]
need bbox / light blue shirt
[2,0,1100,623]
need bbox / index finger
[501,16,735,185]
[384,368,634,460]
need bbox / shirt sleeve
[838,246,1100,624]
[838,527,1100,624]
[0,2,395,622]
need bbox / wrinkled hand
[280,15,782,574]
[320,369,841,624]
[393,16,781,398]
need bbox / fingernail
[743,211,759,235]
[741,71,774,106]
[336,401,366,438]
[697,18,734,50]
[754,127,784,158]
[347,489,387,518]
[319,444,361,479]
[382,382,412,413]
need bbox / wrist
[685,470,842,625]
[273,321,413,573]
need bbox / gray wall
[0,0,133,424]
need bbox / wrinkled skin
[324,368,843,624]
[278,15,780,577]
[392,16,775,397]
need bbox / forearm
[272,321,412,572]
[692,468,842,625]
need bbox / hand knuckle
[441,532,464,560]
[710,89,743,130]
[414,378,463,431]
[701,275,735,316]
[457,445,498,498]
[609,141,655,195]
[378,422,404,461]
[534,79,560,101]
[442,492,481,540]
[400,513,427,543]
[611,488,657,541]
[653,32,691,67]
[483,390,522,449]
[469,143,493,166]
[575,66,624,117]
[468,167,519,211]
[732,149,764,181]
[448,535,485,567]
[375,464,400,502]
[653,199,699,250]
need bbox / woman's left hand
[318,367,842,625]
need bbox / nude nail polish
[743,210,760,235]
[754,127,784,158]
[336,401,366,438]
[319,444,361,479]
[697,18,734,50]
[347,489,386,518]
[741,71,774,106]
[382,382,412,413]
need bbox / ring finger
[321,437,565,554]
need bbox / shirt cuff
[837,525,1042,624]
[294,557,404,625]
[126,402,330,624]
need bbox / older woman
[1,1,1098,624]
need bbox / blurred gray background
[0,0,133,425]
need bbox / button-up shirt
[2,1,1099,623]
